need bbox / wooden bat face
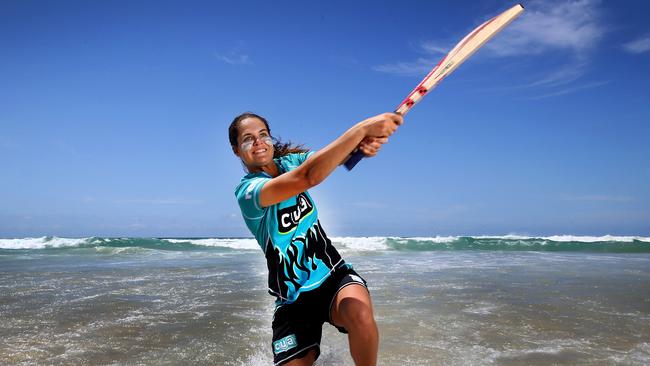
[395,4,525,116]
[345,4,524,170]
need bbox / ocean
[1,236,649,365]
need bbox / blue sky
[1,0,649,238]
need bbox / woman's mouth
[253,148,267,156]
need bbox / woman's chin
[255,154,273,164]
[246,155,273,169]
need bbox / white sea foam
[163,238,259,250]
[473,234,537,240]
[419,234,650,242]
[93,246,147,255]
[330,236,389,251]
[543,235,650,242]
[607,342,650,365]
[462,301,501,315]
[0,236,92,249]
[1,235,648,252]
[401,236,461,243]
[444,338,592,365]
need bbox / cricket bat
[344,3,524,170]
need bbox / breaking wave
[1,235,649,253]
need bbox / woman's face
[234,117,274,169]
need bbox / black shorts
[271,266,368,365]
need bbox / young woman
[229,111,402,365]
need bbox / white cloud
[419,41,449,55]
[347,201,389,209]
[329,55,360,68]
[622,36,650,54]
[374,1,607,100]
[526,61,589,88]
[51,139,78,155]
[488,0,606,98]
[487,0,604,57]
[111,198,204,205]
[215,53,252,65]
[0,137,18,150]
[523,80,609,100]
[375,1,604,78]
[560,194,634,203]
[373,42,449,75]
[372,57,438,76]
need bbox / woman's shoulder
[276,151,314,170]
[235,171,271,192]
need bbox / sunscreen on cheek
[240,135,273,153]
[240,141,254,152]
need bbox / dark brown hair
[229,112,309,159]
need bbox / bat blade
[395,3,524,116]
[344,3,524,171]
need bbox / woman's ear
[232,145,240,157]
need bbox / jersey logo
[277,193,313,234]
[273,334,297,354]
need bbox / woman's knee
[340,298,376,331]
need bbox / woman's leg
[330,284,378,366]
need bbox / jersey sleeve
[296,151,315,165]
[235,176,271,220]
[282,151,315,171]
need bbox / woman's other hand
[357,113,402,157]
[361,113,403,140]
[358,137,388,157]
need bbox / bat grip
[344,109,405,171]
[343,149,364,170]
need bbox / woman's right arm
[259,113,403,207]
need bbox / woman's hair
[229,112,309,158]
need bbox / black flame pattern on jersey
[265,220,343,301]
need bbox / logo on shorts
[273,334,297,354]
[349,274,364,285]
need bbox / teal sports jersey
[234,152,347,305]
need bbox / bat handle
[343,149,364,170]
[344,109,406,171]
